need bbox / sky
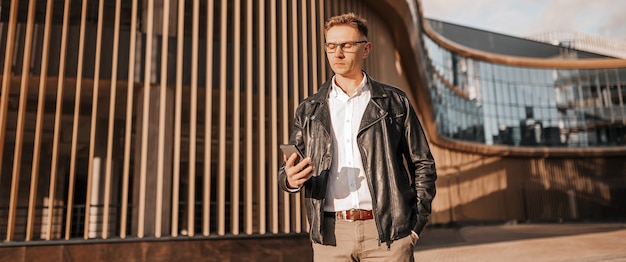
[421,0,626,42]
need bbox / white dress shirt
[324,73,373,212]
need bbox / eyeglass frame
[324,40,368,53]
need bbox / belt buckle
[341,210,354,222]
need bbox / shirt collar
[330,72,368,98]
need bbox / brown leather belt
[325,209,374,221]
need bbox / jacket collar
[308,72,390,135]
[309,72,389,105]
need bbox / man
[279,12,437,261]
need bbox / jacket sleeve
[279,105,306,193]
[403,97,437,236]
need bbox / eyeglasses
[324,40,368,53]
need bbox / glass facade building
[424,26,626,147]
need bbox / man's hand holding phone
[280,144,314,190]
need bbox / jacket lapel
[310,81,333,137]
[359,78,389,134]
[312,75,389,136]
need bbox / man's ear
[362,42,372,58]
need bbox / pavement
[414,222,626,262]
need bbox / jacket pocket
[307,170,328,200]
[386,112,405,139]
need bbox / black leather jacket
[279,75,437,246]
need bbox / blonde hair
[324,12,368,38]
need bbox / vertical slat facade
[0,0,327,241]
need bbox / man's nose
[334,48,345,57]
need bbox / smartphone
[280,144,304,161]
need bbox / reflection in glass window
[422,36,626,147]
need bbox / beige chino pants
[312,217,416,261]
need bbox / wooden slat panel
[156,0,171,239]
[171,0,185,237]
[293,0,303,233]
[65,0,88,240]
[203,0,215,237]
[121,0,139,239]
[8,0,37,241]
[27,0,54,241]
[0,0,19,178]
[281,0,290,233]
[137,0,155,239]
[217,0,228,236]
[269,0,279,235]
[244,0,253,235]
[103,0,122,239]
[231,0,241,236]
[47,0,72,241]
[187,0,199,237]
[310,0,320,95]
[258,0,267,235]
[320,0,327,83]
[301,0,309,99]
[84,0,105,240]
